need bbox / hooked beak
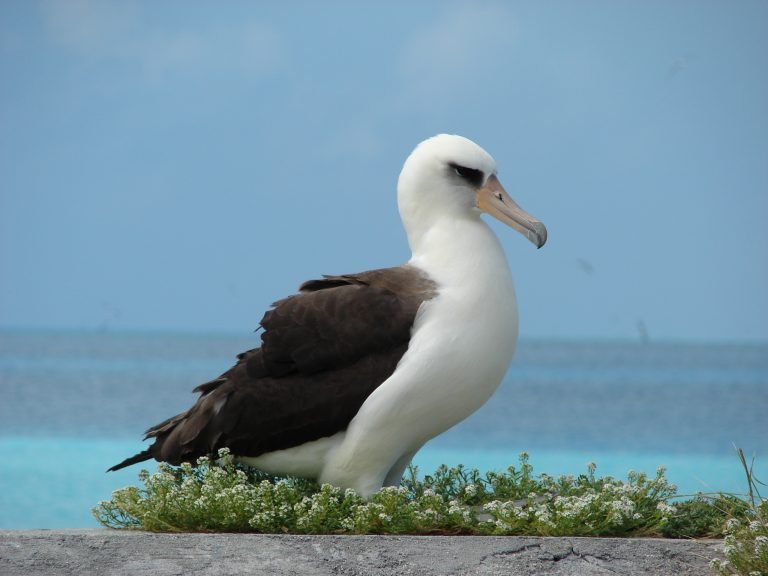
[476,174,547,248]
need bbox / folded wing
[108,265,436,471]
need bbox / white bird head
[397,134,547,250]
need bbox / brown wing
[108,265,436,471]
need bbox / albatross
[109,134,547,497]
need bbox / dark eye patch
[448,162,484,187]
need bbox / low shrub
[94,450,681,536]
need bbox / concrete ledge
[0,530,722,576]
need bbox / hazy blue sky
[1,1,766,342]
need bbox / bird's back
[108,265,437,472]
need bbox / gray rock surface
[0,530,722,576]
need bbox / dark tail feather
[107,448,153,472]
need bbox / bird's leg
[382,449,418,487]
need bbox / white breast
[318,216,518,495]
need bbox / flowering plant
[95,450,689,537]
[710,449,767,576]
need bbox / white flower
[464,484,477,497]
[656,502,676,515]
[341,518,356,531]
[723,534,739,555]
[748,520,763,532]
[378,513,392,522]
[755,535,768,553]
[554,495,593,518]
[609,498,635,515]
[495,519,512,531]
[534,507,554,526]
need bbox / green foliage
[95,453,319,532]
[710,449,768,576]
[476,462,678,537]
[94,450,684,536]
[661,494,749,539]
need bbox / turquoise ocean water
[1,331,766,529]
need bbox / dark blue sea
[1,330,766,529]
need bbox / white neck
[407,213,514,291]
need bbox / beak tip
[531,222,548,249]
